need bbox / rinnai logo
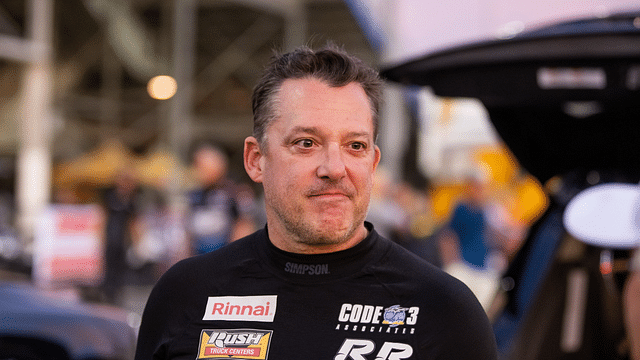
[197,329,272,359]
[203,296,277,322]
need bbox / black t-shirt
[135,223,497,360]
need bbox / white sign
[32,204,105,288]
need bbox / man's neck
[267,223,369,255]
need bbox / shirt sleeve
[134,259,198,360]
[420,273,498,360]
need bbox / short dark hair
[251,44,383,148]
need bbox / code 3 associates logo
[203,295,277,322]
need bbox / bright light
[147,75,177,100]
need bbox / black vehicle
[0,281,136,360]
[382,10,640,360]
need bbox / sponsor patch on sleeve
[197,329,272,359]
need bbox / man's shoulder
[378,236,440,272]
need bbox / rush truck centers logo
[203,296,277,322]
[197,329,272,359]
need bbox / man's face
[244,78,380,253]
[194,147,227,186]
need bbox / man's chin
[304,219,355,244]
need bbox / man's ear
[373,145,381,171]
[244,136,264,183]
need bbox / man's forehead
[286,125,373,139]
[263,78,375,141]
[276,79,371,114]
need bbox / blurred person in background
[482,188,528,271]
[125,188,177,280]
[102,167,141,304]
[437,172,501,308]
[186,143,254,255]
[397,184,445,268]
[367,169,444,267]
[438,173,492,270]
[366,166,409,242]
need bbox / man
[102,167,140,304]
[135,45,497,360]
[186,143,255,255]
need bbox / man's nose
[316,144,347,180]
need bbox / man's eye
[295,139,314,148]
[350,142,366,151]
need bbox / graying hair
[251,44,383,149]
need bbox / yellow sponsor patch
[197,329,272,359]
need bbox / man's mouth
[308,189,352,199]
[310,192,348,199]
